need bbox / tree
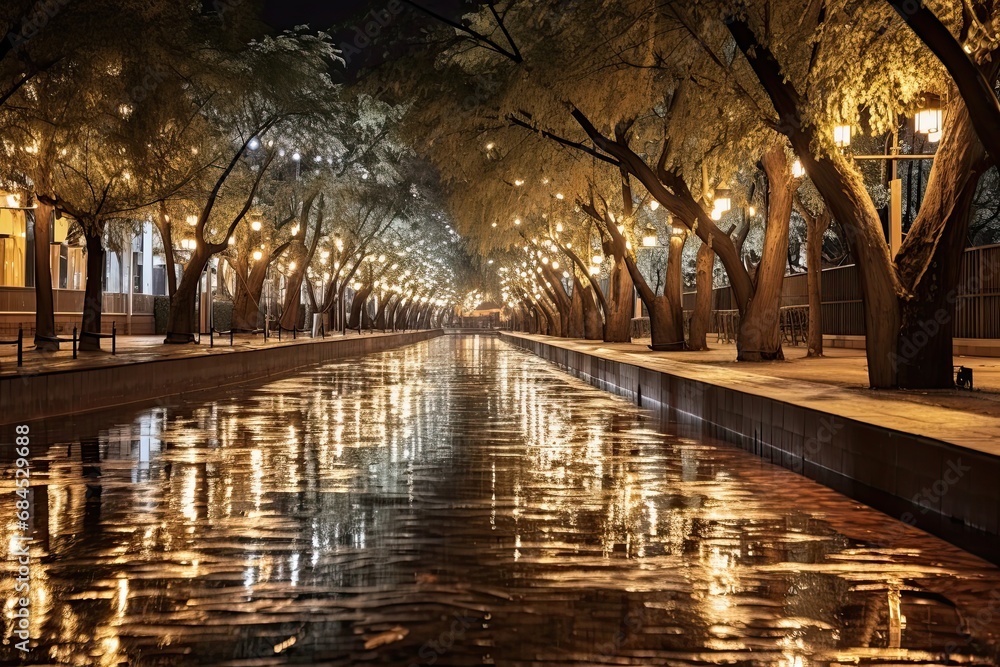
[723,0,992,387]
[162,29,342,343]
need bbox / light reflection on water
[1,335,998,665]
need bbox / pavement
[0,329,408,378]
[504,333,1000,459]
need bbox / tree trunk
[79,226,106,352]
[604,256,633,342]
[647,231,685,351]
[804,209,832,357]
[895,96,987,388]
[647,296,684,351]
[232,260,268,331]
[568,278,585,338]
[155,202,177,298]
[738,147,793,362]
[579,281,603,340]
[165,249,209,344]
[689,240,715,351]
[348,286,372,329]
[32,203,58,350]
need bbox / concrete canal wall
[501,332,1000,564]
[1,330,443,426]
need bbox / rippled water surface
[2,335,999,666]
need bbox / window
[0,209,28,286]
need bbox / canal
[2,335,999,665]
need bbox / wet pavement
[1,335,999,666]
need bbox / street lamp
[834,124,852,148]
[713,183,732,215]
[915,94,943,143]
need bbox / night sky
[262,1,372,30]
[262,0,463,31]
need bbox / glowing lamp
[833,124,852,148]
[52,215,69,244]
[250,220,262,231]
[713,182,732,215]
[915,94,942,138]
[252,250,263,261]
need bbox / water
[1,335,999,666]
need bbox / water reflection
[1,336,998,665]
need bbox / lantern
[915,94,942,142]
[713,182,732,215]
[833,124,852,148]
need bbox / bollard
[72,327,78,359]
[112,322,116,355]
[17,326,23,367]
[210,327,215,348]
[293,326,297,340]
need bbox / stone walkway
[0,329,408,378]
[505,333,1000,458]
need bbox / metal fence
[682,244,1000,339]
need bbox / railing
[682,245,1000,339]
[0,287,156,315]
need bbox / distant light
[248,138,260,150]
[555,193,564,200]
[650,200,659,211]
[514,218,521,225]
[292,152,301,161]
[514,179,524,187]
[252,250,263,261]
[186,215,198,227]
[792,159,806,178]
[491,222,497,228]
[748,206,756,217]
[486,142,495,150]
[642,226,657,247]
[250,220,262,231]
